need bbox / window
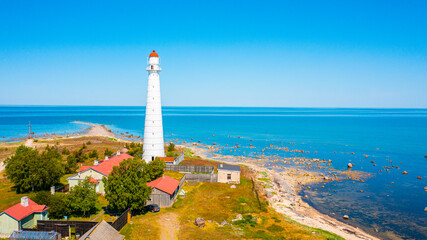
[227,174,231,180]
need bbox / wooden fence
[165,165,214,173]
[34,208,131,237]
[183,173,218,182]
[55,184,69,193]
[111,208,131,231]
[36,220,103,237]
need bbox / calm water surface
[0,106,426,239]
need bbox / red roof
[147,175,180,195]
[88,177,99,184]
[158,157,175,163]
[149,50,159,58]
[79,153,134,176]
[2,199,48,221]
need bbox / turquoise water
[1,106,426,239]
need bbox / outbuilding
[0,197,49,237]
[217,164,241,184]
[146,175,181,207]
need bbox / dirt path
[157,212,180,240]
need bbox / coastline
[0,122,378,240]
[180,144,378,240]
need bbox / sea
[0,106,426,239]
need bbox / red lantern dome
[149,50,159,58]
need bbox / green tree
[104,148,113,157]
[127,143,143,157]
[34,191,72,219]
[65,154,78,173]
[167,143,175,152]
[61,147,70,155]
[88,149,98,159]
[143,157,166,182]
[5,145,64,193]
[68,177,99,216]
[104,158,152,212]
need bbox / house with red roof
[67,152,134,194]
[0,197,49,236]
[158,153,184,165]
[146,175,181,207]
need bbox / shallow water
[0,106,426,239]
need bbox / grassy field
[121,158,344,240]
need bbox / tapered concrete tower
[143,50,165,162]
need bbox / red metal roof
[79,153,134,176]
[158,157,175,163]
[149,50,159,58]
[88,177,99,184]
[147,175,180,195]
[2,199,48,221]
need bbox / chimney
[21,196,29,207]
[94,159,99,166]
[105,156,109,161]
[117,151,121,156]
[51,186,55,195]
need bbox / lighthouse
[142,50,165,162]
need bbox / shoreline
[1,123,378,239]
[179,143,378,240]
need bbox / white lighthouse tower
[143,50,165,162]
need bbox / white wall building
[143,50,166,162]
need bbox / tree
[68,177,99,216]
[104,158,152,212]
[167,143,175,152]
[5,145,64,193]
[65,154,78,173]
[88,150,98,159]
[127,143,143,157]
[61,147,70,155]
[34,191,71,219]
[104,148,113,157]
[143,157,166,182]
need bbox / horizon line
[0,104,427,110]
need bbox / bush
[88,150,98,159]
[62,147,70,155]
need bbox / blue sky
[0,0,426,107]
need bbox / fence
[55,184,69,193]
[165,165,214,173]
[175,153,184,165]
[34,208,131,237]
[36,220,103,237]
[184,173,218,182]
[110,208,131,231]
